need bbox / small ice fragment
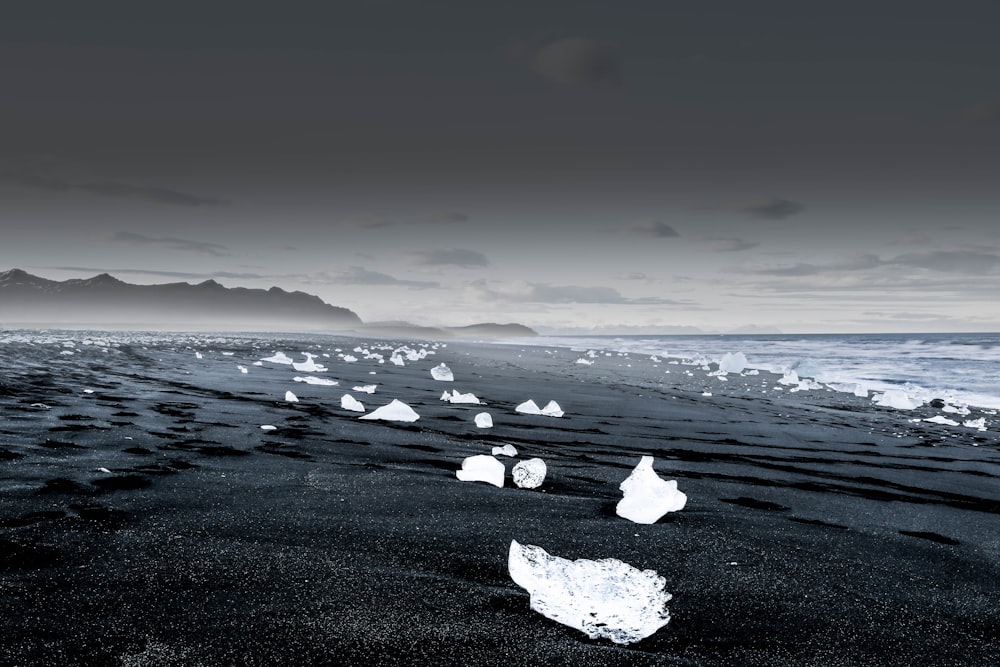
[873,389,921,410]
[238,365,249,374]
[390,354,405,366]
[294,376,339,386]
[575,358,594,365]
[964,418,987,431]
[540,400,564,417]
[342,355,358,363]
[222,352,235,356]
[492,443,517,457]
[616,456,687,524]
[512,458,547,489]
[440,390,452,401]
[515,399,542,415]
[253,361,263,366]
[701,392,713,397]
[447,391,481,405]
[455,454,504,487]
[83,389,95,394]
[358,399,420,422]
[475,412,494,428]
[507,540,672,646]
[262,351,294,365]
[97,467,112,474]
[431,363,454,381]
[352,384,377,394]
[924,415,960,426]
[260,425,277,431]
[30,403,51,410]
[284,391,299,403]
[340,394,366,412]
[292,353,328,372]
[195,351,203,359]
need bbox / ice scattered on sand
[576,358,594,365]
[964,418,987,431]
[516,399,563,417]
[352,384,377,394]
[924,415,960,426]
[492,443,517,457]
[342,355,358,363]
[616,456,687,524]
[541,400,564,417]
[340,394,365,412]
[195,351,203,359]
[942,404,972,416]
[284,391,299,403]
[513,458,547,489]
[238,365,249,374]
[294,376,339,386]
[262,351,294,365]
[260,425,277,431]
[718,351,747,374]
[440,390,481,404]
[253,361,263,366]
[475,412,494,428]
[30,403,51,410]
[390,354,405,366]
[456,454,505,487]
[873,389,921,410]
[508,540,672,646]
[431,363,454,381]
[827,382,868,398]
[778,370,801,386]
[359,399,420,422]
[83,389,94,394]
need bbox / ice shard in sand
[475,412,494,428]
[508,540,672,645]
[358,399,420,422]
[512,458,546,489]
[430,363,454,381]
[340,394,365,412]
[616,456,686,524]
[456,454,505,487]
[515,399,542,415]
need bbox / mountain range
[0,269,535,338]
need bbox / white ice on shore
[924,415,960,426]
[431,363,454,381]
[440,390,481,404]
[261,351,294,365]
[718,351,747,374]
[873,389,921,410]
[260,425,277,431]
[541,400,564,417]
[455,454,505,487]
[359,399,420,422]
[516,399,563,417]
[492,443,517,457]
[575,358,594,365]
[237,365,248,374]
[616,456,687,524]
[340,394,365,412]
[964,418,987,431]
[284,391,299,403]
[508,540,672,646]
[292,354,328,373]
[294,376,339,386]
[475,412,494,428]
[512,458,547,489]
[352,384,377,394]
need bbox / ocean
[522,332,1000,411]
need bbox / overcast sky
[2,1,999,333]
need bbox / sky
[2,1,999,334]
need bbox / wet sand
[1,333,998,666]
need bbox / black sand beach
[1,332,998,666]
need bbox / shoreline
[2,332,998,665]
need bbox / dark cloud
[408,248,490,268]
[2,170,225,207]
[703,237,758,252]
[471,280,686,306]
[345,214,395,230]
[422,212,470,225]
[740,198,805,220]
[737,254,881,276]
[622,219,680,238]
[963,101,1000,123]
[511,37,622,87]
[890,250,1000,274]
[111,232,230,257]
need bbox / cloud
[408,248,490,268]
[736,254,881,277]
[740,198,805,220]
[111,232,230,257]
[890,250,1000,274]
[621,219,680,238]
[963,101,1000,123]
[422,211,470,225]
[319,266,439,289]
[702,237,758,253]
[48,266,268,281]
[510,37,622,87]
[470,280,687,305]
[2,170,225,207]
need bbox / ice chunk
[873,389,921,410]
[924,415,960,426]
[292,354,328,373]
[260,425,277,431]
[237,365,249,374]
[359,399,420,422]
[352,384,377,394]
[540,400,564,417]
[440,390,452,401]
[512,458,547,489]
[340,394,365,412]
[718,352,747,374]
[195,351,203,359]
[284,391,299,403]
[294,376,339,386]
[446,391,481,405]
[390,354,405,366]
[455,454,504,487]
[508,540,672,645]
[616,456,686,524]
[515,399,542,415]
[261,351,294,365]
[475,412,494,428]
[964,418,987,431]
[492,443,517,457]
[431,363,454,381]
[575,358,594,365]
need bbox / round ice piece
[508,540,672,646]
[284,391,299,403]
[455,454,504,487]
[513,458,547,489]
[476,412,494,428]
[492,443,516,457]
[616,456,686,524]
[431,363,454,381]
[340,394,366,412]
[358,399,420,422]
[718,352,747,374]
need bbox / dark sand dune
[1,332,998,666]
